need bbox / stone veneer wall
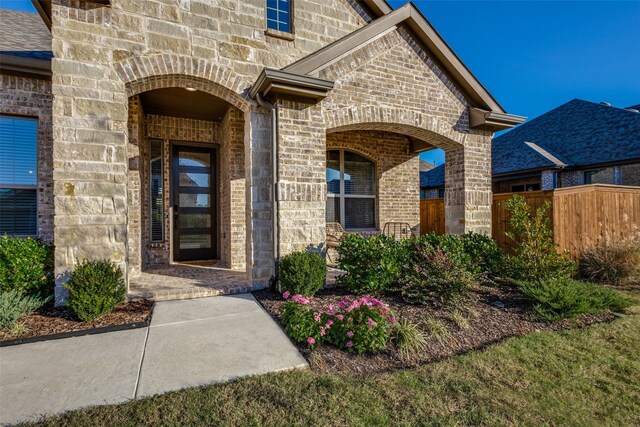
[49,0,373,298]
[0,74,54,243]
[275,100,327,256]
[326,131,419,229]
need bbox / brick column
[275,100,327,256]
[444,134,493,235]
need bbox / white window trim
[327,149,376,229]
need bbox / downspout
[255,93,279,277]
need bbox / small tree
[503,195,575,281]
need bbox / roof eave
[249,68,334,103]
[0,54,51,79]
[469,107,526,132]
[31,0,111,30]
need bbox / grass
[25,302,640,427]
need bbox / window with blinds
[0,116,38,236]
[326,150,376,229]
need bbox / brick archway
[324,105,464,150]
[114,53,253,112]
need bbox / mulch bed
[0,300,154,342]
[254,286,615,374]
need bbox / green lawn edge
[26,306,640,427]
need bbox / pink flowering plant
[281,292,396,354]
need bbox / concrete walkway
[0,294,307,425]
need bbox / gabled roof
[283,3,513,117]
[492,99,640,176]
[420,164,444,188]
[0,9,52,78]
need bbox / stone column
[245,106,275,284]
[444,133,493,235]
[50,10,128,304]
[275,100,326,256]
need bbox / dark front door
[172,144,217,262]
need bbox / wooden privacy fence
[420,184,640,258]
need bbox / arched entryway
[118,63,252,299]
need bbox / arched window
[326,150,376,229]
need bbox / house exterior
[420,99,640,198]
[0,1,524,305]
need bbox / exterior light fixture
[185,87,197,92]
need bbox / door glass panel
[179,172,209,188]
[181,214,211,228]
[179,193,210,207]
[179,234,211,249]
[178,151,210,167]
[150,139,164,242]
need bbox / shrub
[66,260,126,322]
[517,276,632,321]
[392,319,427,359]
[337,234,402,294]
[502,195,575,281]
[459,232,504,278]
[398,244,476,307]
[281,293,396,354]
[278,251,326,296]
[580,239,640,285]
[0,236,53,298]
[0,290,49,330]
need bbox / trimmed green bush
[0,236,53,298]
[278,251,326,296]
[459,232,504,278]
[337,234,402,294]
[66,260,126,322]
[517,276,632,321]
[0,290,49,330]
[502,195,576,281]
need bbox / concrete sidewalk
[0,294,307,425]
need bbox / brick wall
[0,74,54,243]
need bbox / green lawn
[28,307,640,427]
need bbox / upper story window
[326,150,376,229]
[0,115,38,236]
[267,0,292,33]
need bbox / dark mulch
[254,286,615,374]
[0,300,154,341]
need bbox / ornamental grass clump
[580,238,640,286]
[281,292,396,354]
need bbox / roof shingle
[0,9,51,61]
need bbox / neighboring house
[420,99,640,198]
[0,1,524,304]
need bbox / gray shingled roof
[492,99,640,176]
[420,164,444,188]
[626,104,640,111]
[0,9,52,61]
[421,99,640,188]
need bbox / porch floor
[128,262,259,301]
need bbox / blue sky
[3,1,639,166]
